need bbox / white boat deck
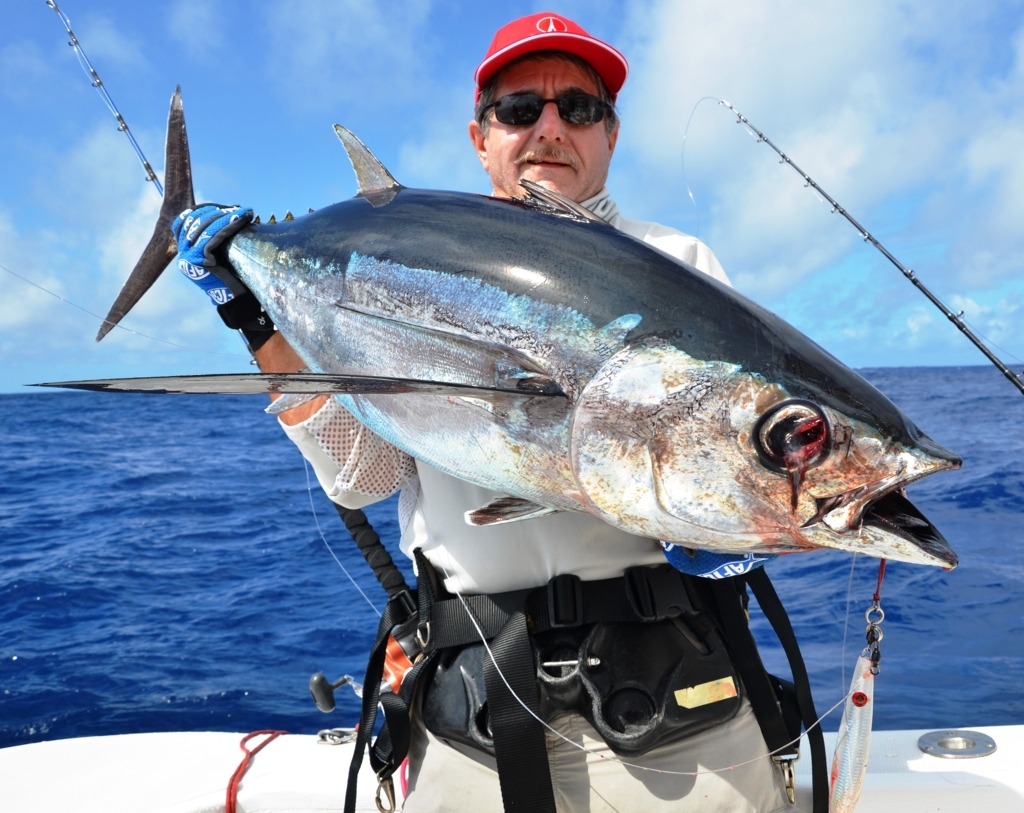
[1,724,1021,812]
[794,725,1024,812]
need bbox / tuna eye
[754,400,830,473]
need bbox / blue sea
[2,365,1023,749]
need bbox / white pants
[403,697,802,813]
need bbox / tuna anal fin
[264,392,321,415]
[465,497,560,527]
[97,86,197,342]
[334,125,402,207]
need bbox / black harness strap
[426,565,692,650]
[747,567,828,813]
[344,599,400,813]
[706,577,796,757]
[482,611,558,813]
[371,654,437,773]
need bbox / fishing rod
[46,0,163,196]
[718,100,1024,398]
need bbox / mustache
[515,147,578,171]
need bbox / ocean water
[1,365,1022,748]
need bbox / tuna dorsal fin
[465,496,560,526]
[333,124,402,207]
[519,179,606,224]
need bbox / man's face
[469,57,619,202]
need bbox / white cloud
[593,0,1024,367]
[905,309,934,336]
[0,212,65,331]
[395,88,487,192]
[74,14,147,70]
[0,41,54,103]
[257,1,434,114]
[33,124,154,230]
[167,0,225,59]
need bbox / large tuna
[54,89,960,568]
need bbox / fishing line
[435,555,844,778]
[46,1,163,195]
[953,315,1024,368]
[840,553,858,693]
[679,96,721,240]
[710,98,1024,396]
[302,458,382,617]
[0,260,250,358]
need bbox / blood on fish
[782,414,828,511]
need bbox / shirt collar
[580,186,620,225]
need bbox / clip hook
[375,770,396,813]
[864,599,884,672]
[772,754,798,804]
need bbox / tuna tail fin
[96,86,196,342]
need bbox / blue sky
[2,1,1023,392]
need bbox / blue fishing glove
[661,542,776,579]
[172,204,276,351]
[173,204,254,305]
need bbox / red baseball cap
[475,12,628,102]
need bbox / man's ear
[468,119,489,172]
[607,120,619,158]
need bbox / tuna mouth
[804,482,958,568]
[803,477,900,533]
[862,489,958,568]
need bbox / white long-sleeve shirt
[281,188,730,594]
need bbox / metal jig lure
[830,560,885,813]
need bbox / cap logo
[536,16,567,33]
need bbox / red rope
[872,559,887,604]
[226,730,288,813]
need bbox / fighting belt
[421,610,741,757]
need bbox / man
[176,12,803,813]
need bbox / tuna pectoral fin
[96,86,196,342]
[466,497,560,526]
[264,392,321,415]
[31,372,569,398]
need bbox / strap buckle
[392,588,417,620]
[547,573,584,627]
[625,565,692,622]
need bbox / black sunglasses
[482,92,612,127]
